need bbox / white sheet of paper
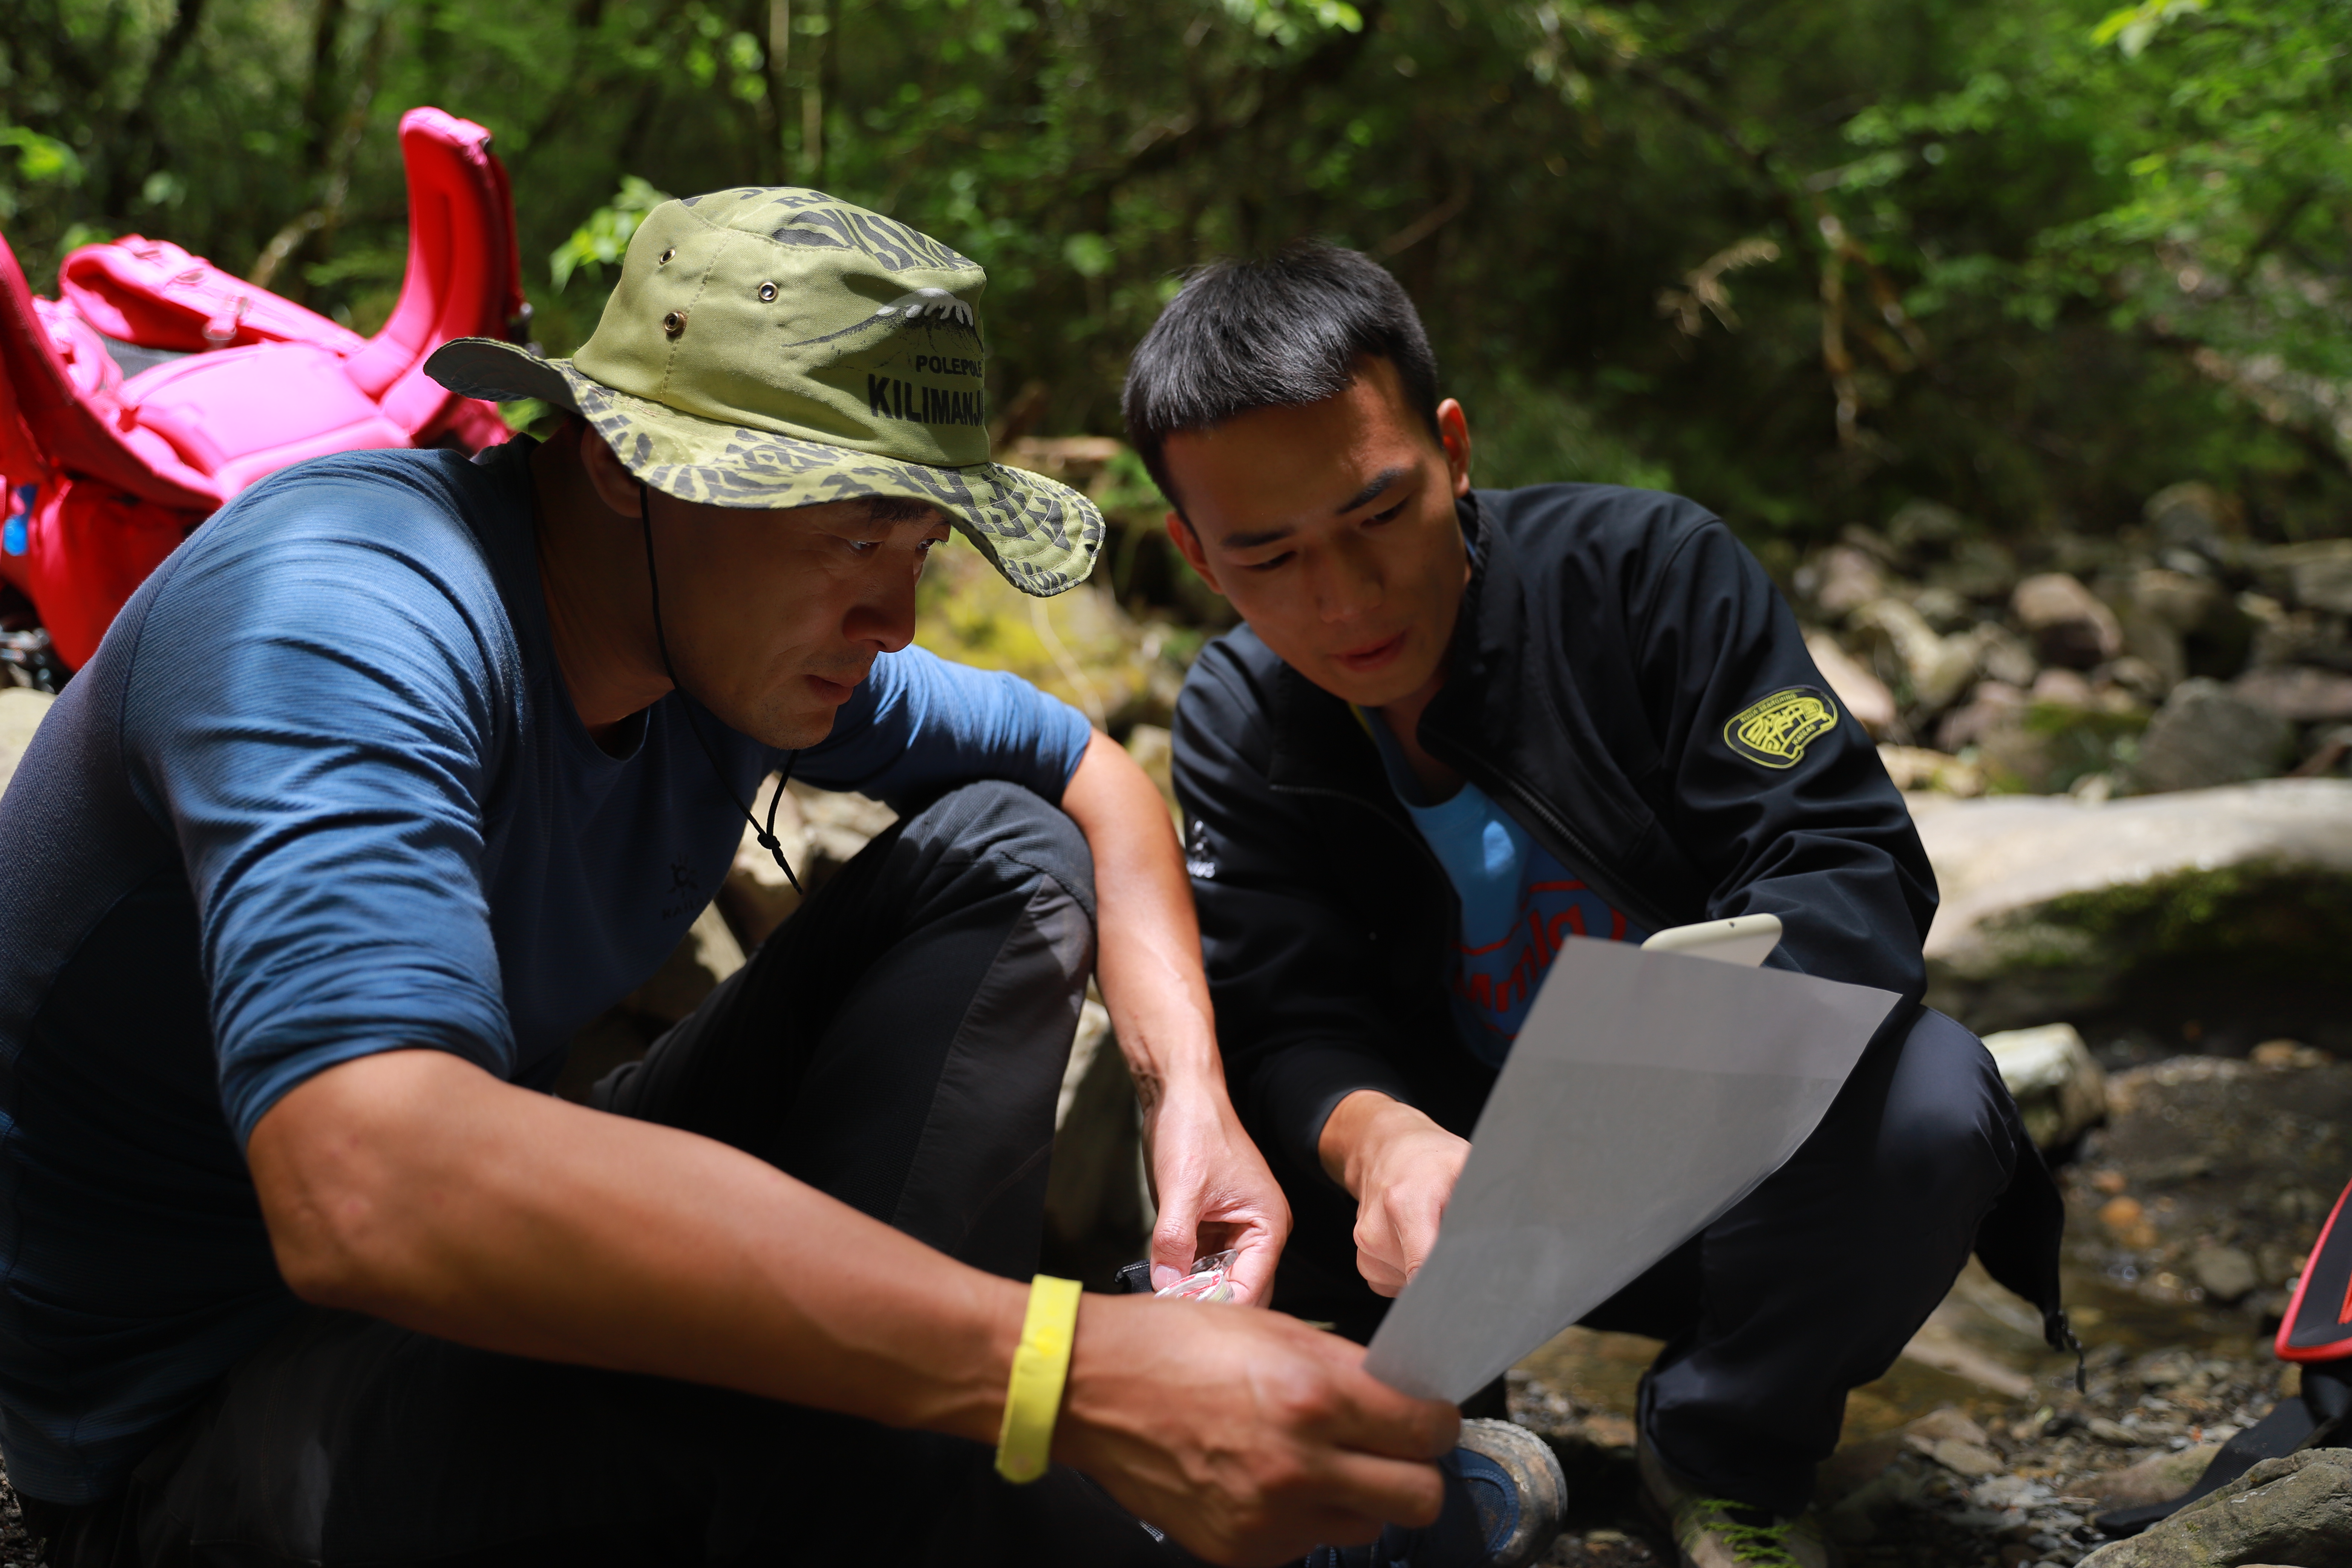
[1362,936,1900,1401]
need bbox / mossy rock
[1914,781,2352,1031]
[915,533,1186,734]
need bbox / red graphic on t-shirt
[1450,877,1643,1044]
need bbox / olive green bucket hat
[424,187,1101,597]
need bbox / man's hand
[255,1052,1445,1567]
[1061,1295,1458,1566]
[1060,730,1292,1302]
[1318,1091,1469,1298]
[1142,1079,1288,1303]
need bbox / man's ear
[575,424,644,519]
[1436,398,1473,500]
[1163,511,1227,598]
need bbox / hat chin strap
[639,481,804,896]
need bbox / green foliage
[1452,367,1673,495]
[0,125,80,221]
[1,0,2346,559]
[1218,0,1363,47]
[550,176,672,292]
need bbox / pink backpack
[0,106,528,671]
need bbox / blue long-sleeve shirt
[0,439,1090,1502]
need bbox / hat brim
[424,337,1103,599]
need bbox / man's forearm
[248,1048,1449,1566]
[1058,730,1227,1109]
[1058,731,1294,1297]
[250,1048,1022,1441]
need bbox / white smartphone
[1639,913,1784,968]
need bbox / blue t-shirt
[1361,712,1648,1064]
[0,441,1090,1502]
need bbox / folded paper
[1364,937,1901,1401]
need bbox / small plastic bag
[1154,1250,1240,1303]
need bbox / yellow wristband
[994,1274,1083,1484]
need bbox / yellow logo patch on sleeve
[1724,686,1841,769]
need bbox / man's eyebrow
[1216,467,1412,550]
[1335,467,1407,516]
[1219,525,1296,550]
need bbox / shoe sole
[1457,1418,1568,1568]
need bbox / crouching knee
[897,778,1097,918]
[1870,1009,2020,1218]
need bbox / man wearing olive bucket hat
[0,189,1467,1566]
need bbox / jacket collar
[1424,493,1518,746]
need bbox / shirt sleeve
[1626,516,1935,1001]
[792,644,1094,809]
[1172,649,1420,1185]
[121,476,521,1146]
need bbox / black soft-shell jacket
[1171,483,2070,1341]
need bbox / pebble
[2188,1245,2257,1304]
[1923,1437,2006,1477]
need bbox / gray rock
[2190,1245,2259,1304]
[1910,585,1973,632]
[1044,998,1151,1268]
[1912,778,2352,1029]
[2236,665,2352,723]
[2089,1443,2225,1508]
[2014,573,2123,670]
[715,784,902,951]
[2122,568,2251,691]
[1983,1022,2108,1147]
[1122,723,1182,827]
[2262,538,2352,616]
[2034,667,2098,708]
[1879,744,1985,796]
[716,787,810,951]
[1973,623,2041,689]
[1799,545,1888,617]
[2102,655,2171,704]
[2132,678,2295,794]
[2307,725,2352,778]
[2145,481,2237,558]
[2076,1449,2352,1568]
[795,784,898,873]
[1937,680,2029,753]
[1921,1436,2003,1477]
[2087,1415,2140,1446]
[2245,591,2352,672]
[1851,598,1978,711]
[1925,537,2020,602]
[1886,499,1969,558]
[0,686,56,800]
[1805,631,1897,735]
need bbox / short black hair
[1121,242,1440,515]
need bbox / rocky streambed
[2,469,2348,1563]
[1513,1044,2352,1568]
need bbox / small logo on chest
[658,859,702,922]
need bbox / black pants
[1270,1005,2034,1517]
[27,782,1178,1568]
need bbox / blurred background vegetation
[3,0,2347,579]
